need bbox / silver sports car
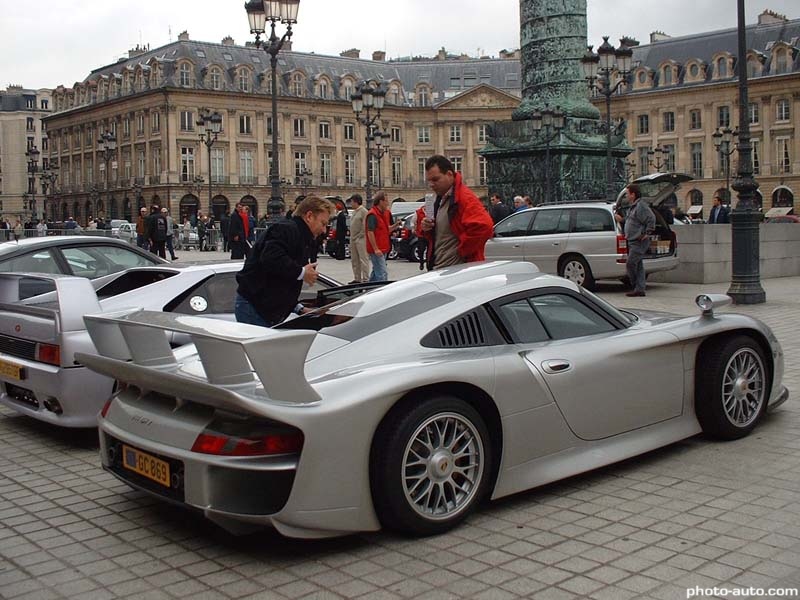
[78,261,788,539]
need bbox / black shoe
[171,256,178,260]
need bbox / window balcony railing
[149,175,161,185]
[771,164,792,175]
[239,175,257,185]
[210,175,230,184]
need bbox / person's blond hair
[293,195,333,218]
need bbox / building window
[417,86,429,107]
[293,118,305,138]
[343,81,353,101]
[265,116,273,136]
[391,156,402,185]
[752,139,760,175]
[41,99,49,110]
[238,69,250,92]
[86,163,93,186]
[211,148,225,182]
[717,106,730,129]
[240,150,254,180]
[137,114,145,135]
[344,153,356,184]
[637,114,649,135]
[291,73,304,96]
[179,63,191,86]
[344,123,355,140]
[391,126,401,143]
[210,68,222,90]
[180,110,194,131]
[26,117,34,131]
[690,143,703,178]
[388,84,401,105]
[777,99,791,122]
[775,49,788,74]
[137,150,145,178]
[368,156,379,186]
[267,151,273,174]
[663,144,676,172]
[319,121,331,139]
[41,138,48,151]
[747,60,759,78]
[123,118,131,138]
[477,124,488,143]
[776,138,791,173]
[418,126,431,144]
[417,158,427,183]
[151,111,161,132]
[318,80,328,99]
[717,57,728,78]
[180,147,195,182]
[152,147,161,175]
[749,102,760,125]
[662,112,675,132]
[320,153,331,183]
[662,67,672,86]
[637,147,649,176]
[449,125,462,143]
[450,157,463,173]
[239,114,252,135]
[478,156,488,185]
[294,151,307,177]
[689,109,702,130]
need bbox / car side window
[497,299,549,343]
[61,246,157,279]
[531,294,616,340]
[0,250,61,275]
[573,208,614,233]
[172,273,237,314]
[530,209,569,235]
[494,211,534,237]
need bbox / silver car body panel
[79,261,787,538]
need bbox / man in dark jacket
[147,204,168,259]
[228,203,249,259]
[334,202,347,260]
[220,209,231,252]
[489,193,511,224]
[709,194,730,224]
[234,196,332,327]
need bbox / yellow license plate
[122,444,171,487]
[0,359,24,381]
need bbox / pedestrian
[87,215,97,230]
[36,219,47,237]
[246,207,257,246]
[228,203,249,259]
[524,195,534,208]
[12,220,23,241]
[65,215,78,234]
[616,183,655,297]
[161,207,178,260]
[419,155,494,270]
[708,193,730,224]
[513,195,526,212]
[334,202,347,261]
[234,195,332,327]
[489,192,511,224]
[366,191,399,282]
[135,207,149,249]
[148,204,168,259]
[197,213,207,251]
[220,209,231,252]
[182,217,193,249]
[348,193,370,283]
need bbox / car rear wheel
[696,335,768,440]
[371,396,492,536]
[559,256,595,290]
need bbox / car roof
[0,236,168,260]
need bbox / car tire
[559,255,595,290]
[696,335,768,440]
[371,396,492,536]
[410,241,427,263]
[387,245,398,260]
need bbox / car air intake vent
[0,334,36,361]
[437,312,485,348]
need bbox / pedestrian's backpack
[156,216,167,237]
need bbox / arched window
[747,60,758,78]
[775,49,788,74]
[342,79,354,101]
[389,83,401,105]
[416,85,430,107]
[717,57,727,78]
[318,79,328,99]
[238,68,250,92]
[291,73,304,96]
[179,63,191,86]
[662,67,672,85]
[772,186,794,207]
[210,67,222,90]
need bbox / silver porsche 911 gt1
[77,261,789,539]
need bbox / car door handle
[541,359,571,374]
[552,242,560,246]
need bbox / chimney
[221,35,235,46]
[437,47,447,61]
[372,50,386,62]
[621,36,640,47]
[128,44,148,59]
[178,30,190,41]
[758,9,788,25]
[499,49,520,59]
[340,48,360,59]
[650,31,671,43]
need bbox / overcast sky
[1,0,797,89]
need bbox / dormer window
[775,49,788,74]
[716,57,728,78]
[291,73,304,96]
[342,79,354,101]
[238,68,250,92]
[662,67,672,86]
[210,67,222,90]
[389,83,401,105]
[318,79,329,99]
[417,85,430,107]
[179,63,191,86]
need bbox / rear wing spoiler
[0,273,101,332]
[76,309,320,406]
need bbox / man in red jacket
[419,155,494,270]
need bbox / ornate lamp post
[727,0,765,304]
[25,146,40,221]
[39,163,59,222]
[531,105,566,202]
[647,145,671,173]
[581,37,633,200]
[246,0,300,220]
[369,128,390,190]
[351,79,386,202]
[197,110,222,216]
[712,127,738,203]
[97,131,117,218]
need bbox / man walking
[135,207,149,249]
[229,203,249,259]
[147,204,169,259]
[334,202,348,260]
[709,194,730,224]
[366,191,398,281]
[221,209,231,252]
[419,155,494,270]
[616,183,655,297]
[489,193,510,224]
[348,194,370,283]
[161,207,178,260]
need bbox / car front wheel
[696,335,768,440]
[371,396,492,536]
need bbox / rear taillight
[191,417,304,457]
[401,229,410,240]
[100,399,112,418]
[328,229,336,240]
[616,234,627,263]
[36,343,60,366]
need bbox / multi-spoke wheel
[371,396,492,536]
[559,255,595,290]
[697,335,769,440]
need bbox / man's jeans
[369,253,388,282]
[626,237,650,293]
[234,294,274,327]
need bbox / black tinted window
[573,208,613,233]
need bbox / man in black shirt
[234,196,332,327]
[489,193,511,224]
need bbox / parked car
[486,173,686,289]
[325,210,352,258]
[390,212,427,263]
[79,261,787,538]
[0,265,358,427]
[109,220,136,242]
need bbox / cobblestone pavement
[1,259,799,600]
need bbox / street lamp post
[197,111,222,217]
[712,127,738,203]
[97,131,117,218]
[25,146,40,222]
[246,0,300,220]
[351,79,386,202]
[581,37,633,201]
[727,0,765,304]
[531,105,566,202]
[370,129,389,190]
[39,163,59,222]
[647,145,671,173]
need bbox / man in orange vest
[365,191,399,281]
